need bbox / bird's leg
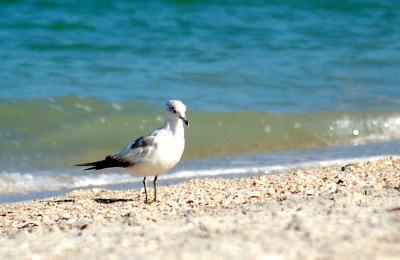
[143,177,148,204]
[153,175,158,202]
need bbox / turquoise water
[1,0,399,111]
[0,0,400,195]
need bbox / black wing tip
[75,163,96,171]
[75,155,133,171]
[75,163,90,167]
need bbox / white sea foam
[0,155,394,195]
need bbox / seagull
[76,100,189,204]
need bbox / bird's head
[165,100,189,127]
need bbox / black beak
[180,116,189,127]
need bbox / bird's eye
[169,106,176,113]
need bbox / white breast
[128,134,185,177]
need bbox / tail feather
[75,155,133,171]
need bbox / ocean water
[0,0,400,198]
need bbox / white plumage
[76,100,189,203]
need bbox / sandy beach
[0,157,399,259]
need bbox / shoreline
[0,157,399,259]
[2,139,400,204]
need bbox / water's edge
[1,140,399,204]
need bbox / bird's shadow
[94,198,134,204]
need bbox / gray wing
[111,134,157,165]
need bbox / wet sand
[0,157,399,259]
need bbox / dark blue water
[1,0,399,112]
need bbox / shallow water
[1,97,400,171]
